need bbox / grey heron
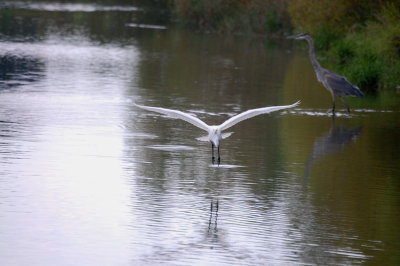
[288,33,364,114]
[136,101,300,165]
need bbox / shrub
[170,0,291,34]
[348,57,382,94]
[313,28,338,50]
[331,39,355,66]
[289,1,400,93]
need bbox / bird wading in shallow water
[288,33,364,114]
[136,101,300,165]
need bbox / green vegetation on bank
[165,0,400,94]
[169,0,291,34]
[288,0,400,94]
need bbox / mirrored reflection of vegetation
[0,0,169,44]
[0,54,45,88]
[132,28,292,106]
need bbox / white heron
[135,101,300,165]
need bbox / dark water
[1,1,400,265]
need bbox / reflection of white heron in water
[136,101,300,165]
[304,117,363,183]
[288,33,364,114]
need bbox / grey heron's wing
[219,101,300,131]
[324,71,364,98]
[135,104,210,132]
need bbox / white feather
[135,104,210,132]
[219,101,300,130]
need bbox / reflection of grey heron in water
[288,33,364,114]
[304,117,362,183]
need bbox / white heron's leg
[340,97,351,113]
[217,146,220,165]
[211,143,215,164]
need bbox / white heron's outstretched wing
[135,104,210,132]
[219,101,300,131]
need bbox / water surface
[0,1,399,265]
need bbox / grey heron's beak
[287,33,308,40]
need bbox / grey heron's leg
[340,97,351,113]
[331,92,336,115]
[217,146,220,166]
[212,143,215,164]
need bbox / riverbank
[290,1,400,94]
[167,0,400,94]
[169,0,291,35]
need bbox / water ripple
[126,23,167,30]
[1,2,141,12]
[147,145,196,151]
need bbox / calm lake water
[1,1,400,265]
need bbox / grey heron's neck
[305,36,322,75]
